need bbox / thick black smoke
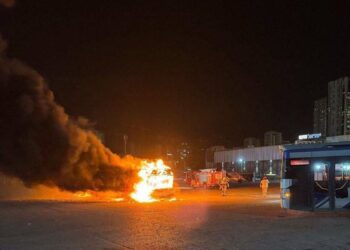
[0,37,138,192]
[0,0,15,8]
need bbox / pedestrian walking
[260,176,269,197]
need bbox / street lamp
[238,158,243,172]
[314,163,322,171]
[123,134,128,156]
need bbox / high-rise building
[243,137,260,148]
[327,76,350,136]
[264,131,282,146]
[313,97,327,136]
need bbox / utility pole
[123,134,128,156]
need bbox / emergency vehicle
[185,169,223,188]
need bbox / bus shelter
[281,142,350,210]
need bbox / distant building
[177,142,191,169]
[313,97,327,137]
[205,145,225,169]
[264,131,282,146]
[243,137,260,148]
[213,145,282,177]
[327,76,350,136]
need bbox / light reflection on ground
[1,185,350,249]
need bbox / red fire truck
[185,169,223,188]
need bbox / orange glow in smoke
[130,159,174,203]
[74,191,92,198]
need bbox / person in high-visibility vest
[219,175,229,196]
[260,176,269,197]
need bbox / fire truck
[185,168,248,188]
[185,168,223,188]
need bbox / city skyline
[313,76,350,138]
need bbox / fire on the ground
[72,159,174,203]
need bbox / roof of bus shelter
[281,142,350,159]
[214,145,282,163]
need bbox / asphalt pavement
[1,185,350,250]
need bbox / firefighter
[260,176,269,197]
[219,174,229,196]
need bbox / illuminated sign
[298,135,308,140]
[290,159,310,166]
[298,133,322,140]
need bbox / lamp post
[269,159,273,174]
[123,134,128,156]
[238,158,243,172]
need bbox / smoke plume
[0,0,15,8]
[0,37,139,192]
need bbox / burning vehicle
[0,36,176,203]
[131,160,174,202]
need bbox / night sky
[1,1,350,151]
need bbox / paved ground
[1,185,350,250]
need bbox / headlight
[281,189,290,199]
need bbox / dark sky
[1,1,350,148]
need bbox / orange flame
[130,159,174,203]
[74,191,92,198]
